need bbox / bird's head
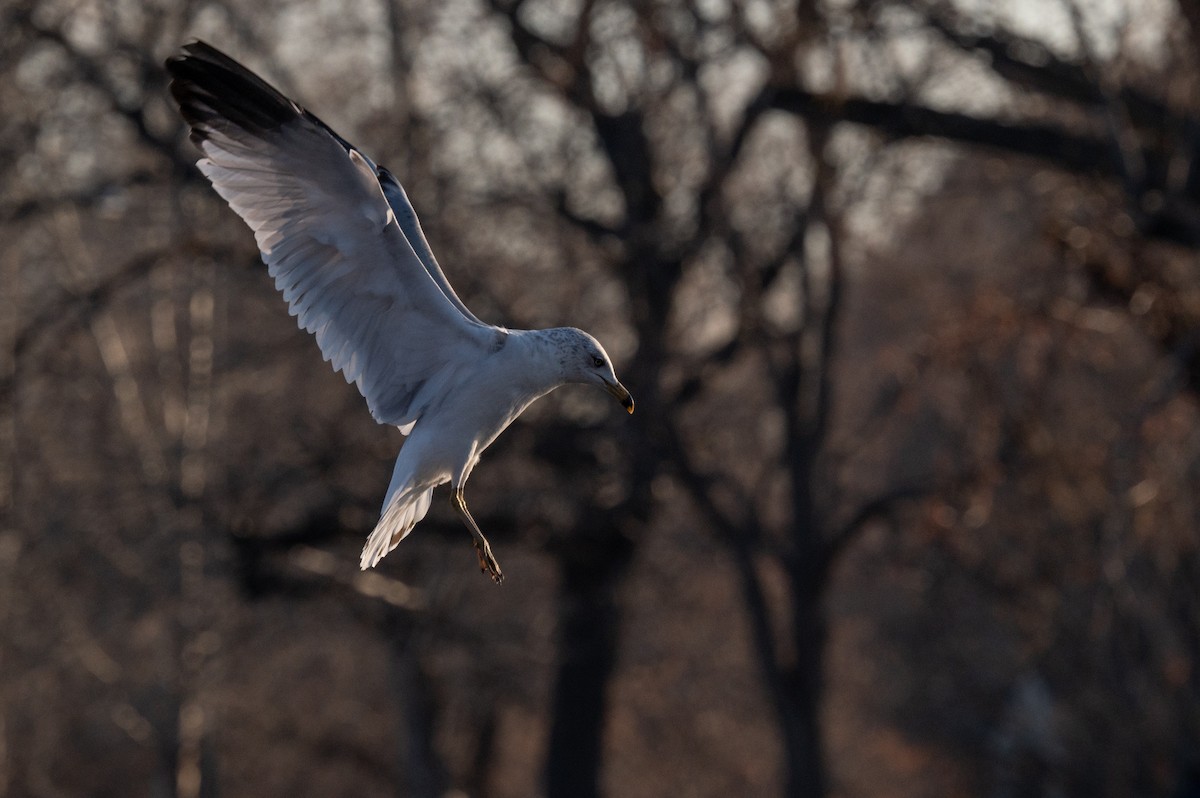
[553,328,634,414]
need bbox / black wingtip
[166,41,301,144]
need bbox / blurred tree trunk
[544,540,632,798]
[788,594,828,798]
[391,622,448,798]
[542,173,672,798]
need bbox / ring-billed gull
[166,42,633,583]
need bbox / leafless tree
[4,1,1200,796]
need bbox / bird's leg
[451,487,503,584]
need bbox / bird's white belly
[396,378,538,489]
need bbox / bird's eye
[592,356,606,368]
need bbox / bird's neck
[508,328,570,394]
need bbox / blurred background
[4,0,1200,796]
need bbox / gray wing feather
[375,167,485,325]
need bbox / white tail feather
[359,486,434,569]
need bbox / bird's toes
[473,541,504,584]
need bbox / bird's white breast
[396,329,565,487]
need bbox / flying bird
[166,42,633,583]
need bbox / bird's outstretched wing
[166,41,503,429]
[375,166,485,326]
